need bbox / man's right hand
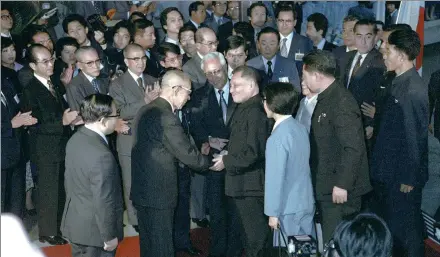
[201,142,210,155]
[62,108,79,125]
[115,119,130,134]
[104,237,118,251]
[144,81,161,104]
[11,111,38,128]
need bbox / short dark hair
[62,14,88,33]
[388,29,421,60]
[386,1,400,9]
[303,50,337,78]
[232,65,259,84]
[257,27,280,43]
[233,22,255,43]
[1,36,14,50]
[343,15,359,24]
[333,213,393,257]
[80,94,115,123]
[178,24,197,42]
[354,19,378,35]
[275,4,297,20]
[357,1,373,9]
[224,35,248,54]
[26,43,49,64]
[55,37,79,59]
[383,23,412,32]
[374,20,385,28]
[130,18,154,40]
[160,7,183,34]
[129,11,145,22]
[189,1,204,17]
[23,25,52,46]
[307,13,330,37]
[158,42,181,62]
[112,20,131,37]
[247,2,268,18]
[263,82,299,115]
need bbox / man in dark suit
[160,7,185,54]
[185,1,208,30]
[371,29,428,257]
[217,1,240,53]
[109,43,159,233]
[1,6,25,63]
[178,25,197,65]
[190,52,242,257]
[247,27,301,92]
[66,46,110,111]
[21,44,81,245]
[210,66,271,257]
[429,69,440,141]
[306,13,336,51]
[344,19,386,153]
[131,70,210,257]
[204,1,229,34]
[304,50,372,242]
[332,15,359,80]
[275,5,314,78]
[62,94,123,257]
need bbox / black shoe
[192,218,210,228]
[133,225,139,233]
[39,235,67,245]
[26,208,37,216]
[176,246,202,256]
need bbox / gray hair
[200,52,227,70]
[74,46,97,62]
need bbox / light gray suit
[264,117,315,244]
[247,54,301,93]
[182,53,206,90]
[66,72,109,111]
[108,71,157,226]
[61,127,123,256]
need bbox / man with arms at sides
[182,27,218,90]
[306,13,336,51]
[66,47,110,112]
[191,52,242,257]
[62,94,123,257]
[247,2,269,44]
[210,66,272,257]
[247,27,301,93]
[186,1,208,30]
[1,6,25,63]
[304,50,371,243]
[371,29,428,257]
[160,7,185,54]
[205,1,229,33]
[276,5,313,78]
[332,15,358,80]
[21,44,82,245]
[109,43,159,233]
[179,25,197,65]
[218,1,240,52]
[131,70,210,257]
[131,19,162,78]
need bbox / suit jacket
[345,49,386,127]
[1,82,21,169]
[323,41,337,52]
[286,33,314,77]
[74,1,106,18]
[204,15,230,34]
[109,71,157,156]
[145,50,162,78]
[131,97,210,209]
[332,45,352,80]
[310,80,371,201]
[264,117,315,217]
[247,54,301,93]
[223,94,271,197]
[66,72,110,111]
[189,82,237,148]
[183,20,207,31]
[61,127,123,247]
[182,53,206,90]
[371,67,429,187]
[429,70,440,139]
[20,76,71,164]
[217,21,234,53]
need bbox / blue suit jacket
[264,117,315,217]
[286,33,314,78]
[247,54,301,93]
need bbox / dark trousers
[318,196,361,243]
[71,243,115,257]
[1,163,25,218]
[136,204,174,257]
[372,182,425,257]
[232,196,270,257]
[208,172,243,257]
[35,161,65,236]
[174,166,191,249]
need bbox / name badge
[279,77,289,83]
[14,94,20,104]
[295,52,304,61]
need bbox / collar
[82,71,96,83]
[33,73,51,90]
[355,51,369,62]
[390,9,398,16]
[84,124,108,144]
[228,65,233,80]
[84,39,92,47]
[262,55,277,66]
[280,31,294,41]
[197,51,204,60]
[392,66,417,85]
[272,115,291,132]
[317,79,338,102]
[316,39,326,50]
[240,94,262,109]
[1,32,11,38]
[165,36,179,45]
[14,62,23,72]
[128,69,143,83]
[305,93,319,105]
[190,19,200,28]
[214,81,230,95]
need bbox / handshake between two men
[200,137,229,172]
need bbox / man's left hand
[332,186,348,204]
[209,155,225,171]
[400,184,414,193]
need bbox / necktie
[349,55,363,86]
[218,90,227,124]
[137,77,144,90]
[280,38,288,58]
[218,17,223,25]
[47,80,58,99]
[91,79,100,93]
[267,61,273,79]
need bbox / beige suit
[182,54,206,90]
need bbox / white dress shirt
[272,115,291,132]
[84,124,108,144]
[34,73,52,91]
[128,69,144,86]
[214,81,230,105]
[295,94,319,133]
[316,38,326,50]
[262,55,277,74]
[165,36,185,54]
[279,32,294,56]
[348,52,368,84]
[228,65,234,80]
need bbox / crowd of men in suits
[1,1,437,257]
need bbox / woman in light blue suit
[262,82,315,246]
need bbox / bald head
[160,69,192,110]
[123,43,144,58]
[195,27,216,43]
[195,27,217,56]
[75,46,100,77]
[75,46,98,62]
[161,69,191,90]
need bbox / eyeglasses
[215,3,227,7]
[78,59,102,68]
[228,6,239,11]
[106,114,119,118]
[200,41,219,47]
[35,57,55,66]
[277,19,293,24]
[172,85,192,94]
[126,56,148,62]
[165,55,183,63]
[205,69,223,77]
[1,14,12,20]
